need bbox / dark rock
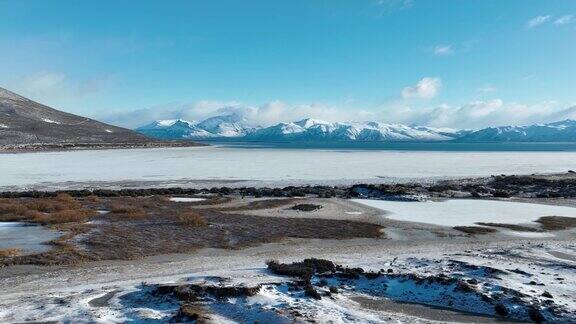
[528,307,546,323]
[494,304,509,317]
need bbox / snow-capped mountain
[247,119,461,141]
[136,114,576,143]
[136,114,257,139]
[456,119,576,142]
[195,113,256,137]
[136,116,463,142]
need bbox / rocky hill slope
[0,87,191,151]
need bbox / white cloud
[401,77,442,99]
[554,14,574,25]
[9,71,109,104]
[383,100,576,129]
[477,84,497,93]
[432,45,454,56]
[102,96,576,131]
[374,0,413,10]
[102,100,372,129]
[527,15,551,28]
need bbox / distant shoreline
[0,141,207,154]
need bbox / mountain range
[0,87,190,150]
[137,115,576,143]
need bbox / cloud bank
[527,15,551,28]
[102,98,576,131]
[401,77,442,99]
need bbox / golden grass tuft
[26,198,81,213]
[85,195,101,203]
[32,209,98,225]
[109,203,147,219]
[0,247,21,258]
[177,211,208,227]
[0,200,28,215]
[55,193,76,203]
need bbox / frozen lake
[353,199,576,227]
[1,146,576,189]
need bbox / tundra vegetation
[0,194,382,266]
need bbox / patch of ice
[41,118,61,124]
[4,147,576,189]
[500,231,555,238]
[0,222,59,253]
[169,197,206,202]
[0,124,8,129]
[345,211,363,215]
[352,199,576,227]
[104,129,113,133]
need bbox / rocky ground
[4,171,576,201]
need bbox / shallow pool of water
[0,222,60,254]
[352,199,576,227]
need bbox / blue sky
[1,0,575,129]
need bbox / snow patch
[169,197,206,202]
[42,118,61,124]
[352,199,576,227]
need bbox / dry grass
[85,195,101,203]
[476,222,543,232]
[535,216,576,231]
[32,209,98,225]
[453,226,497,235]
[0,247,21,258]
[109,203,146,219]
[0,200,28,216]
[0,195,96,225]
[55,193,75,203]
[26,198,81,213]
[177,211,208,227]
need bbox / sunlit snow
[353,199,576,227]
[2,147,576,188]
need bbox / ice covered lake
[1,146,576,189]
[0,222,60,254]
[353,199,576,227]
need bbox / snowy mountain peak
[294,118,332,129]
[136,115,576,143]
[456,119,576,142]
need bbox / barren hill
[0,87,192,151]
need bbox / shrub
[177,211,207,227]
